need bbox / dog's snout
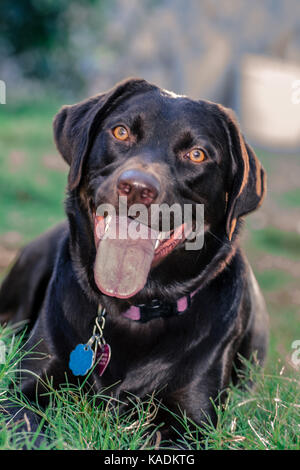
[117,169,160,206]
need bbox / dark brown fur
[0,78,268,445]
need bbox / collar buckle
[137,298,179,323]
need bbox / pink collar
[122,287,200,323]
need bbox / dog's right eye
[112,126,129,141]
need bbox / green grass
[248,227,300,261]
[255,269,293,292]
[0,325,299,450]
[278,188,300,208]
[267,306,299,363]
[0,100,66,242]
[0,100,299,450]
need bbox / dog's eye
[186,148,206,163]
[112,126,129,141]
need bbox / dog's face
[53,78,266,301]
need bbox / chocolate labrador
[0,78,268,443]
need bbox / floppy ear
[53,78,155,190]
[218,105,266,241]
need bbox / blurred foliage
[255,269,293,292]
[278,188,300,208]
[0,0,106,95]
[1,0,69,56]
[0,100,66,242]
[249,227,300,260]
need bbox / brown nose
[117,169,160,207]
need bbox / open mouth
[93,213,187,299]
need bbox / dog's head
[53,78,266,300]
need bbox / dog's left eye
[185,148,206,163]
[112,126,129,141]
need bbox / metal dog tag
[69,343,95,376]
[96,343,111,376]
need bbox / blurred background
[0,0,299,371]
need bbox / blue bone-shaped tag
[69,343,94,376]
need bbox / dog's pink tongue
[94,216,157,299]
